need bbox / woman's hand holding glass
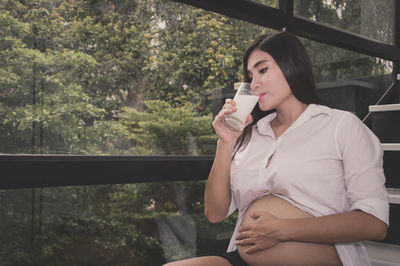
[212,98,253,144]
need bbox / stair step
[382,144,400,151]
[369,104,400,112]
[364,241,400,266]
[388,188,400,204]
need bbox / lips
[259,93,266,99]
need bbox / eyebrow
[253,60,269,68]
[247,59,269,73]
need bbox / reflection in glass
[301,37,393,118]
[0,182,236,265]
[295,0,394,44]
[0,0,271,156]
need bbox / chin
[258,103,275,112]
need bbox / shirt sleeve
[337,112,389,225]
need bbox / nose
[250,78,260,92]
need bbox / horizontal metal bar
[369,104,400,112]
[290,17,400,62]
[0,155,214,189]
[173,0,400,61]
[382,144,400,151]
[388,188,400,204]
[173,0,286,30]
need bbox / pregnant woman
[165,31,389,266]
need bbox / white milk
[224,94,259,131]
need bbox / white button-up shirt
[227,104,389,266]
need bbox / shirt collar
[308,103,331,117]
[256,104,331,136]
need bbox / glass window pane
[0,182,236,265]
[0,0,271,155]
[302,37,393,118]
[294,0,395,44]
[2,0,395,154]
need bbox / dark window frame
[0,155,214,189]
[174,0,400,62]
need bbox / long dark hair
[235,31,321,152]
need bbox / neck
[274,97,309,126]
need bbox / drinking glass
[223,83,258,132]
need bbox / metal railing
[0,155,214,189]
[362,80,399,125]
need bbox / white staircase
[365,103,400,266]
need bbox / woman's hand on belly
[234,194,308,254]
[234,195,342,266]
[235,211,282,254]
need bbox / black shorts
[219,250,248,266]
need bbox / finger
[221,103,236,112]
[235,231,252,240]
[225,98,235,106]
[214,109,235,122]
[221,106,237,113]
[220,101,237,112]
[244,245,259,254]
[234,239,249,246]
[235,238,255,247]
[238,226,251,233]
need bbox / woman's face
[247,49,294,111]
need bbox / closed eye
[259,67,268,74]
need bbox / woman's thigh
[163,256,232,266]
[237,195,342,266]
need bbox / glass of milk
[223,83,258,132]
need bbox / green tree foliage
[0,0,274,155]
[0,0,150,154]
[144,0,272,113]
[56,0,152,111]
[122,100,217,155]
[295,0,391,82]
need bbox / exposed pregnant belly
[237,194,342,266]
